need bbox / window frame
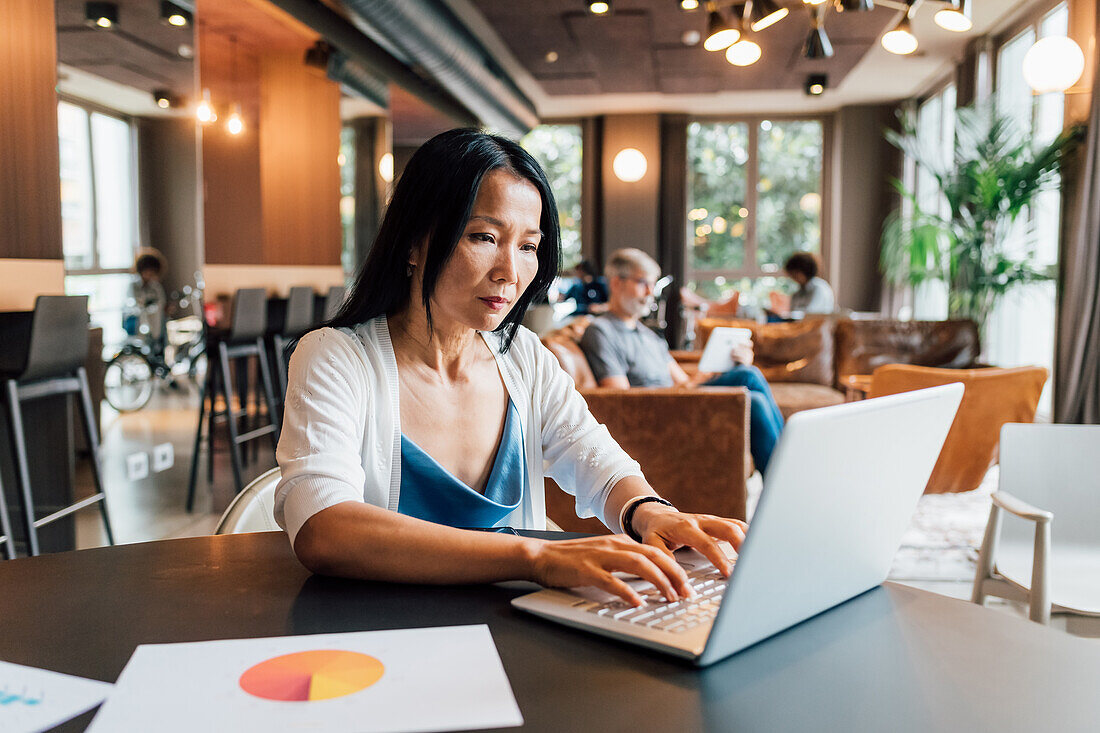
[684,112,833,283]
[58,94,140,277]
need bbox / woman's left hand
[630,502,748,577]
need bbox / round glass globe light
[612,148,647,182]
[378,152,394,182]
[1023,36,1085,94]
[881,29,918,56]
[726,39,762,67]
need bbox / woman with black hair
[274,129,746,606]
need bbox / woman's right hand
[526,535,692,607]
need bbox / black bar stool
[186,288,280,510]
[322,285,347,322]
[0,472,14,560]
[273,287,315,407]
[0,295,114,556]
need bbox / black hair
[784,251,819,280]
[327,128,561,352]
[135,254,163,274]
[574,259,599,279]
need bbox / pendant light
[934,0,971,33]
[196,88,216,123]
[226,35,245,136]
[803,6,833,59]
[703,10,740,52]
[746,0,788,32]
[881,2,918,56]
[836,0,873,10]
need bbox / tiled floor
[75,385,1099,640]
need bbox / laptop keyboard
[585,567,728,634]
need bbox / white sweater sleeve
[274,328,370,545]
[532,335,644,529]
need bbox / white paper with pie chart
[87,625,523,732]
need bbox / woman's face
[414,169,543,333]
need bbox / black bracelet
[623,497,675,542]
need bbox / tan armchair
[544,387,750,532]
[539,327,750,531]
[868,364,1048,494]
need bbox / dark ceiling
[469,0,898,95]
[56,0,196,103]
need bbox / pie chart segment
[240,650,385,702]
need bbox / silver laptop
[512,383,964,667]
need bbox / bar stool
[186,288,280,511]
[322,285,347,322]
[0,295,114,556]
[273,287,315,408]
[0,472,14,560]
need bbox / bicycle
[104,276,208,412]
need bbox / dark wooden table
[1,531,1098,732]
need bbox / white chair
[971,423,1100,625]
[214,467,283,535]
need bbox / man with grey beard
[579,248,784,473]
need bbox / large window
[911,83,956,320]
[58,99,139,349]
[987,2,1068,416]
[520,124,583,267]
[686,119,824,302]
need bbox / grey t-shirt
[579,315,674,387]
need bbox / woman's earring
[406,264,413,277]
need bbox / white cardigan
[273,316,644,545]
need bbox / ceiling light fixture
[226,103,244,136]
[152,89,173,109]
[803,8,833,59]
[881,3,918,55]
[802,0,827,5]
[804,73,827,95]
[933,0,971,33]
[196,88,216,124]
[1023,36,1086,94]
[726,26,762,67]
[746,0,788,33]
[85,2,119,29]
[588,1,610,14]
[703,10,740,52]
[680,0,700,10]
[160,1,191,27]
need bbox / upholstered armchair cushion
[541,333,597,389]
[696,317,835,388]
[545,387,750,533]
[835,319,980,387]
[868,364,1048,494]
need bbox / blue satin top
[397,399,525,528]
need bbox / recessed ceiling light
[545,51,560,63]
[160,1,191,28]
[85,2,119,29]
[682,30,701,46]
[680,0,700,9]
[178,44,194,59]
[588,1,610,14]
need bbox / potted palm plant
[880,102,1083,334]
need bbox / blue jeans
[703,364,785,474]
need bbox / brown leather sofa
[540,329,750,529]
[694,317,982,417]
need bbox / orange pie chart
[239,650,385,702]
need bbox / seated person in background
[274,129,747,608]
[579,248,784,473]
[779,251,835,318]
[127,248,168,353]
[560,259,609,316]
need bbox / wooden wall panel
[259,52,341,266]
[198,25,263,266]
[0,0,62,260]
